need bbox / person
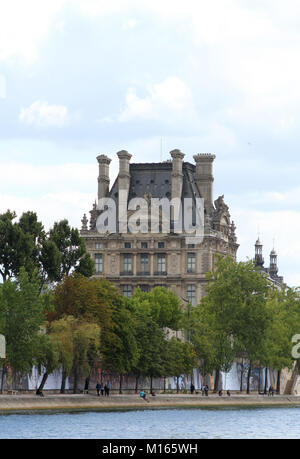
[104,383,108,396]
[101,386,104,396]
[204,385,209,397]
[218,389,223,396]
[96,382,101,396]
[107,381,111,396]
[190,383,195,394]
[268,385,274,396]
[227,390,231,397]
[140,391,149,402]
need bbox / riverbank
[0,393,300,413]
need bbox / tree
[131,305,166,393]
[18,211,62,287]
[130,287,183,330]
[49,219,94,280]
[166,337,197,393]
[49,316,75,393]
[0,268,47,388]
[71,321,101,394]
[0,210,32,283]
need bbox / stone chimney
[117,150,132,233]
[97,154,111,200]
[193,153,216,210]
[170,149,185,200]
[117,150,132,195]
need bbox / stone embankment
[0,393,300,412]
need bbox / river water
[0,407,299,439]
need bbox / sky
[1,0,300,286]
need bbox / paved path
[0,393,299,412]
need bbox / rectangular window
[157,254,166,273]
[188,244,195,249]
[140,254,149,273]
[124,242,131,249]
[158,242,165,249]
[123,285,132,298]
[124,254,132,272]
[96,243,102,249]
[95,254,103,274]
[187,284,196,306]
[141,242,148,249]
[140,285,149,292]
[187,253,196,273]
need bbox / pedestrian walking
[107,381,111,396]
[96,382,101,396]
[104,383,108,396]
[190,383,195,394]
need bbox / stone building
[80,149,239,305]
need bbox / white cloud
[117,77,198,125]
[0,0,65,63]
[19,101,68,128]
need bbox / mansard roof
[109,161,200,204]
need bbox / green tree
[0,268,47,388]
[49,219,94,280]
[166,337,197,393]
[0,210,32,282]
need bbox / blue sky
[1,0,300,285]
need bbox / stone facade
[81,149,239,305]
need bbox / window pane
[141,254,149,271]
[95,254,103,274]
[123,285,132,298]
[187,253,196,272]
[157,254,166,272]
[187,285,196,306]
[124,254,132,272]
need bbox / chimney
[170,149,185,200]
[97,154,111,200]
[117,150,132,233]
[117,150,132,194]
[193,153,216,210]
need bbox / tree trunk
[73,368,78,394]
[1,363,6,394]
[258,366,261,393]
[264,367,268,394]
[214,369,220,392]
[176,376,179,393]
[119,374,123,394]
[240,366,243,393]
[60,370,67,394]
[276,370,281,395]
[246,362,252,394]
[37,372,48,393]
[135,375,139,394]
[84,376,90,392]
[150,375,153,394]
[163,376,166,393]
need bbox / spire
[269,240,278,276]
[254,237,264,267]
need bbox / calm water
[0,407,299,439]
